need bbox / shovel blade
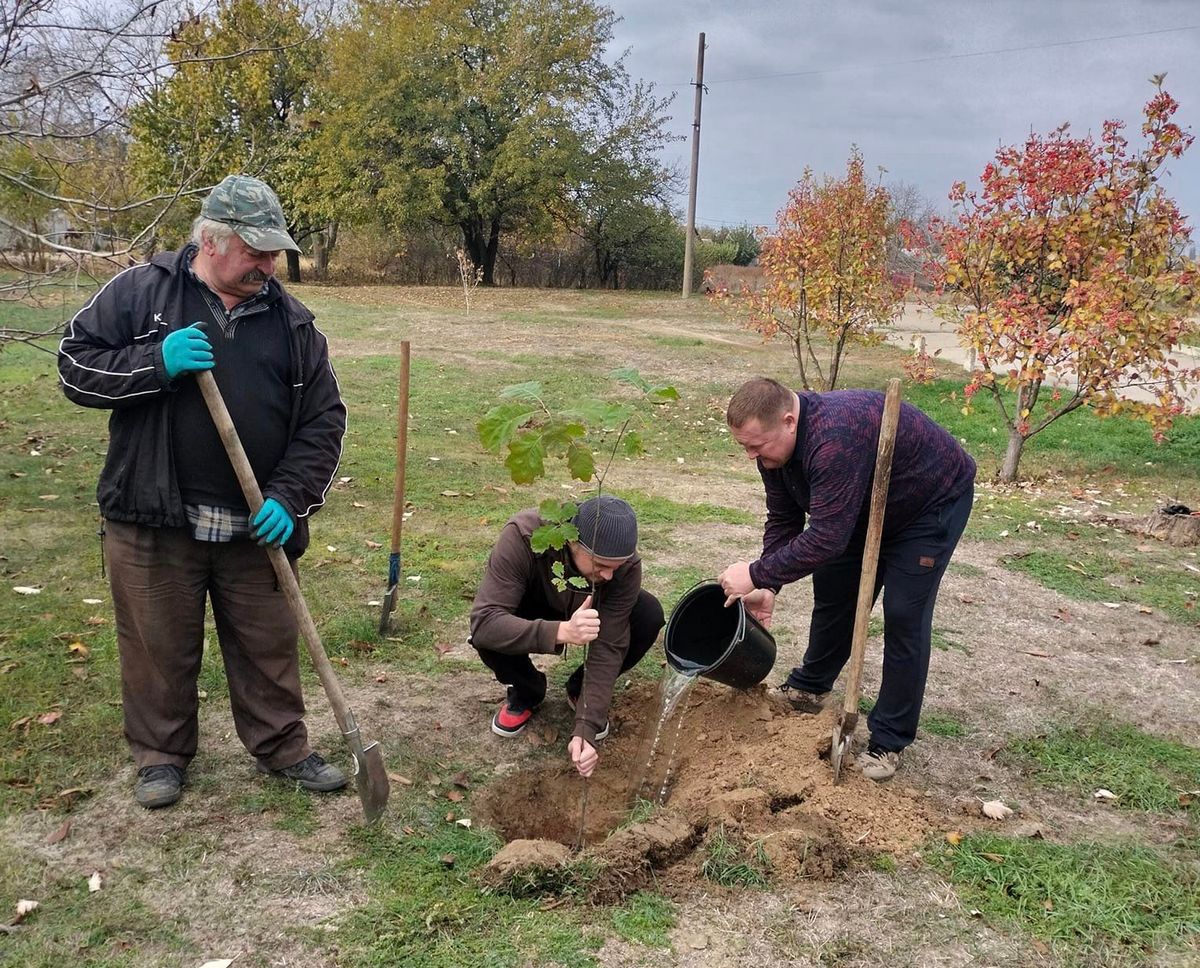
[377,586,398,635]
[352,741,390,823]
[830,724,852,785]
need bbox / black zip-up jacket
[57,247,345,556]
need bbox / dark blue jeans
[785,486,973,751]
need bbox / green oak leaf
[478,401,537,452]
[505,434,546,484]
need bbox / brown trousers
[104,520,311,771]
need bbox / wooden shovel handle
[841,379,903,719]
[389,342,411,555]
[196,371,363,750]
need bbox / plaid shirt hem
[185,504,251,542]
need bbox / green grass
[1012,723,1200,813]
[921,713,970,738]
[336,813,601,967]
[903,379,1200,484]
[930,627,971,654]
[1001,548,1199,626]
[941,835,1200,964]
[610,891,676,947]
[870,853,898,873]
[700,825,770,888]
[237,782,319,835]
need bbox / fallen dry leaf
[945,830,963,845]
[440,490,461,497]
[1094,789,1118,801]
[68,641,89,658]
[451,771,471,790]
[36,711,62,726]
[1020,650,1052,658]
[87,871,102,893]
[85,616,106,626]
[439,854,455,867]
[365,540,382,549]
[434,642,453,656]
[12,586,41,595]
[198,960,235,968]
[81,598,103,605]
[352,501,367,508]
[387,773,412,785]
[374,673,388,683]
[446,790,463,802]
[980,852,1006,863]
[45,820,71,845]
[1101,602,1122,609]
[444,811,456,822]
[981,800,1014,821]
[455,818,472,829]
[15,899,38,920]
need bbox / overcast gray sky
[605,0,1199,233]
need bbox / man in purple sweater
[718,377,975,780]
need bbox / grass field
[1,284,1197,967]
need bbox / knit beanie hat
[572,495,638,561]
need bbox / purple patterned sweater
[748,390,976,592]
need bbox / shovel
[378,341,411,635]
[197,371,390,823]
[831,378,902,784]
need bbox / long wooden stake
[379,342,411,634]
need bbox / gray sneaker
[135,764,185,809]
[858,745,901,781]
[258,752,348,792]
[777,683,830,714]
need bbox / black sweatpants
[784,486,973,751]
[474,590,664,706]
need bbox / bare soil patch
[476,681,951,900]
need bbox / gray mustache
[241,270,270,284]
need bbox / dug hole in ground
[474,679,947,901]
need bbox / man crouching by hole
[470,496,664,778]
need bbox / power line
[660,23,1200,89]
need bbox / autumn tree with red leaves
[711,148,903,391]
[924,80,1199,482]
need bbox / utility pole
[681,31,706,299]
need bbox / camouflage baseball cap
[200,174,299,253]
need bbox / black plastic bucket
[663,581,777,689]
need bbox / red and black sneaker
[491,697,540,737]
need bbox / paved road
[885,303,1200,412]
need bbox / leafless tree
[0,0,298,347]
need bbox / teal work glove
[162,322,214,380]
[252,498,294,547]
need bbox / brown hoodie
[469,509,641,744]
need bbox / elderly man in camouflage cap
[58,175,348,809]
